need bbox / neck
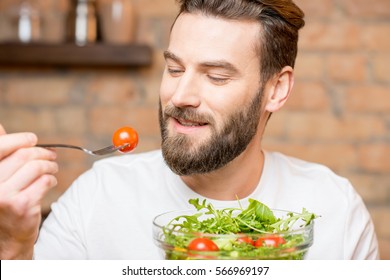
[180,140,265,201]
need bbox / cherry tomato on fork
[112,126,139,153]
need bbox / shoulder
[264,152,379,259]
[266,151,342,176]
[265,151,350,186]
[263,150,359,209]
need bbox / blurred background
[0,0,389,259]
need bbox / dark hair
[176,0,305,84]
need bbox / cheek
[205,102,232,131]
[208,86,247,115]
[211,86,259,125]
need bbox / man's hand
[0,124,58,259]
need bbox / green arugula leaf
[270,208,318,231]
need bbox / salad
[155,198,317,260]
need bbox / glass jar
[96,0,136,44]
[67,0,97,45]
[18,1,41,43]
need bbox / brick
[0,79,4,103]
[262,141,357,172]
[141,49,166,78]
[0,0,22,10]
[294,0,334,19]
[41,12,68,43]
[89,105,160,136]
[285,113,386,142]
[358,144,390,173]
[294,53,324,80]
[89,106,130,135]
[85,74,138,105]
[136,17,173,49]
[25,0,70,12]
[132,106,160,136]
[286,82,329,111]
[347,174,390,205]
[377,238,390,260]
[370,207,390,237]
[299,22,360,51]
[135,51,167,105]
[327,54,367,82]
[263,111,288,138]
[361,24,390,51]
[0,108,56,134]
[46,0,69,12]
[134,0,178,17]
[142,76,163,105]
[5,77,72,106]
[343,86,390,113]
[0,15,14,42]
[342,0,390,19]
[54,107,87,135]
[373,54,390,82]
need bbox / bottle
[67,0,97,46]
[97,0,136,44]
[18,2,41,43]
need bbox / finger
[0,147,57,182]
[0,123,6,135]
[0,132,38,160]
[2,160,58,193]
[20,174,58,207]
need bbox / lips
[176,118,208,127]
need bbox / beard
[159,88,264,176]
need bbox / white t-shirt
[34,150,379,259]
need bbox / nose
[170,71,201,108]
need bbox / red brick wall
[0,0,389,259]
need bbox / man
[0,0,379,259]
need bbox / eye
[167,67,184,77]
[207,75,230,85]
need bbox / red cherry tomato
[237,236,255,246]
[188,238,219,252]
[112,126,138,153]
[255,235,286,248]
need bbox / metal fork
[36,143,129,156]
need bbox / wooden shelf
[0,43,153,67]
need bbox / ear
[264,66,294,112]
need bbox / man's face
[159,13,263,175]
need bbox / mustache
[164,105,214,125]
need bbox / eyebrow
[163,50,240,75]
[164,50,183,64]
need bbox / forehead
[168,13,260,67]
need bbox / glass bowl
[153,208,314,260]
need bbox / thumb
[0,123,6,135]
